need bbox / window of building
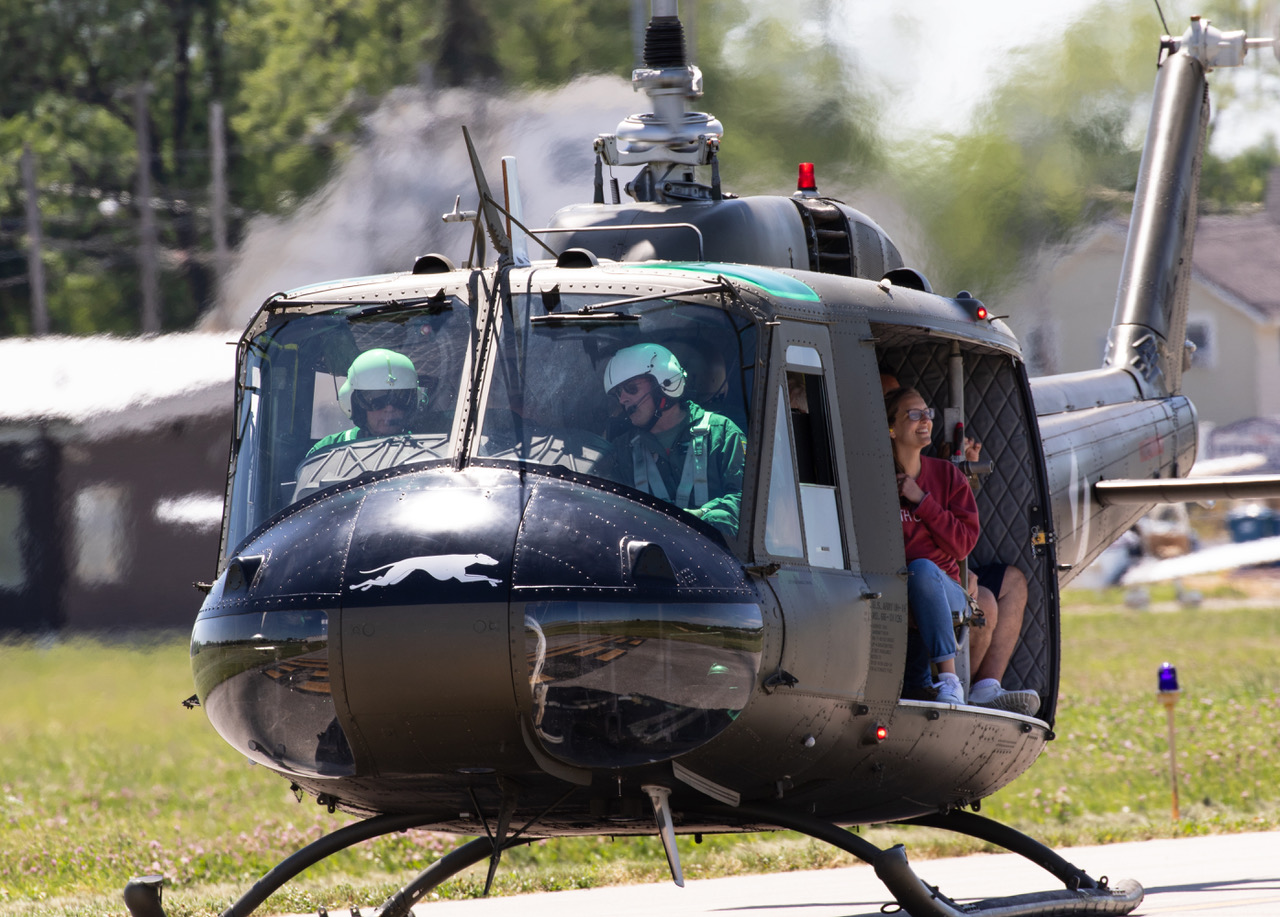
[0,486,25,590]
[1185,315,1216,370]
[74,484,131,586]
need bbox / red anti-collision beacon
[795,162,819,198]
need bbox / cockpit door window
[760,332,854,570]
[764,387,804,557]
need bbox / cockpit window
[479,292,757,537]
[224,302,470,557]
[222,288,759,559]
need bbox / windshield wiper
[530,311,639,326]
[532,278,735,323]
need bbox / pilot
[886,385,978,706]
[599,343,746,538]
[307,348,426,456]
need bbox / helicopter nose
[193,467,763,782]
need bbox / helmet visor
[353,388,417,413]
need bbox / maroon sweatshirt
[899,456,980,583]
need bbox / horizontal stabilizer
[1095,474,1280,505]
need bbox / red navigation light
[875,725,889,742]
[797,162,817,193]
[956,291,989,321]
[863,722,888,745]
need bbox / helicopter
[125,5,1280,917]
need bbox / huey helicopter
[126,5,1280,917]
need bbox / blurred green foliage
[0,0,1275,335]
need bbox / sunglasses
[903,408,935,422]
[612,377,650,398]
[354,389,416,412]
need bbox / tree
[892,2,1165,299]
[0,0,229,333]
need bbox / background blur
[1,0,1277,630]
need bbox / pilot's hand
[897,472,925,504]
[964,437,982,462]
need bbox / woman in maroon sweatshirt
[885,387,980,705]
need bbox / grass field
[6,586,1280,917]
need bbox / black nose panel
[512,479,747,591]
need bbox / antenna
[461,126,512,263]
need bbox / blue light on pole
[1158,662,1180,820]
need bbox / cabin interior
[875,330,1056,717]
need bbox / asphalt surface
[359,830,1280,917]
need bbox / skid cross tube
[221,812,435,917]
[377,835,538,917]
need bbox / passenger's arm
[912,464,980,559]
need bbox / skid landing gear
[696,804,1143,917]
[122,813,535,917]
[125,805,1142,917]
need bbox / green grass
[6,599,1280,917]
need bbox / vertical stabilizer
[1106,17,1271,396]
[1105,46,1208,397]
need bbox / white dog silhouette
[349,553,502,591]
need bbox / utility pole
[20,143,48,336]
[134,84,161,334]
[209,100,230,294]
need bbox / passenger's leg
[968,566,1039,714]
[905,559,962,696]
[969,584,999,676]
[973,566,1027,684]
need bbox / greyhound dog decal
[349,553,502,590]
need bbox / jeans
[905,558,963,690]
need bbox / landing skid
[697,803,1143,917]
[124,806,1141,917]
[122,814,534,917]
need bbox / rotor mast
[595,0,724,203]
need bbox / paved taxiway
[387,830,1280,916]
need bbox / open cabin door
[876,335,1059,721]
[753,322,872,704]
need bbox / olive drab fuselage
[169,11,1280,917]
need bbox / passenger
[886,386,978,706]
[959,434,1040,714]
[308,348,426,456]
[882,371,1039,714]
[967,561,1039,714]
[599,343,746,538]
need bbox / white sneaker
[934,673,964,705]
[970,684,1040,716]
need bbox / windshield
[224,301,470,556]
[222,286,759,559]
[480,291,757,537]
